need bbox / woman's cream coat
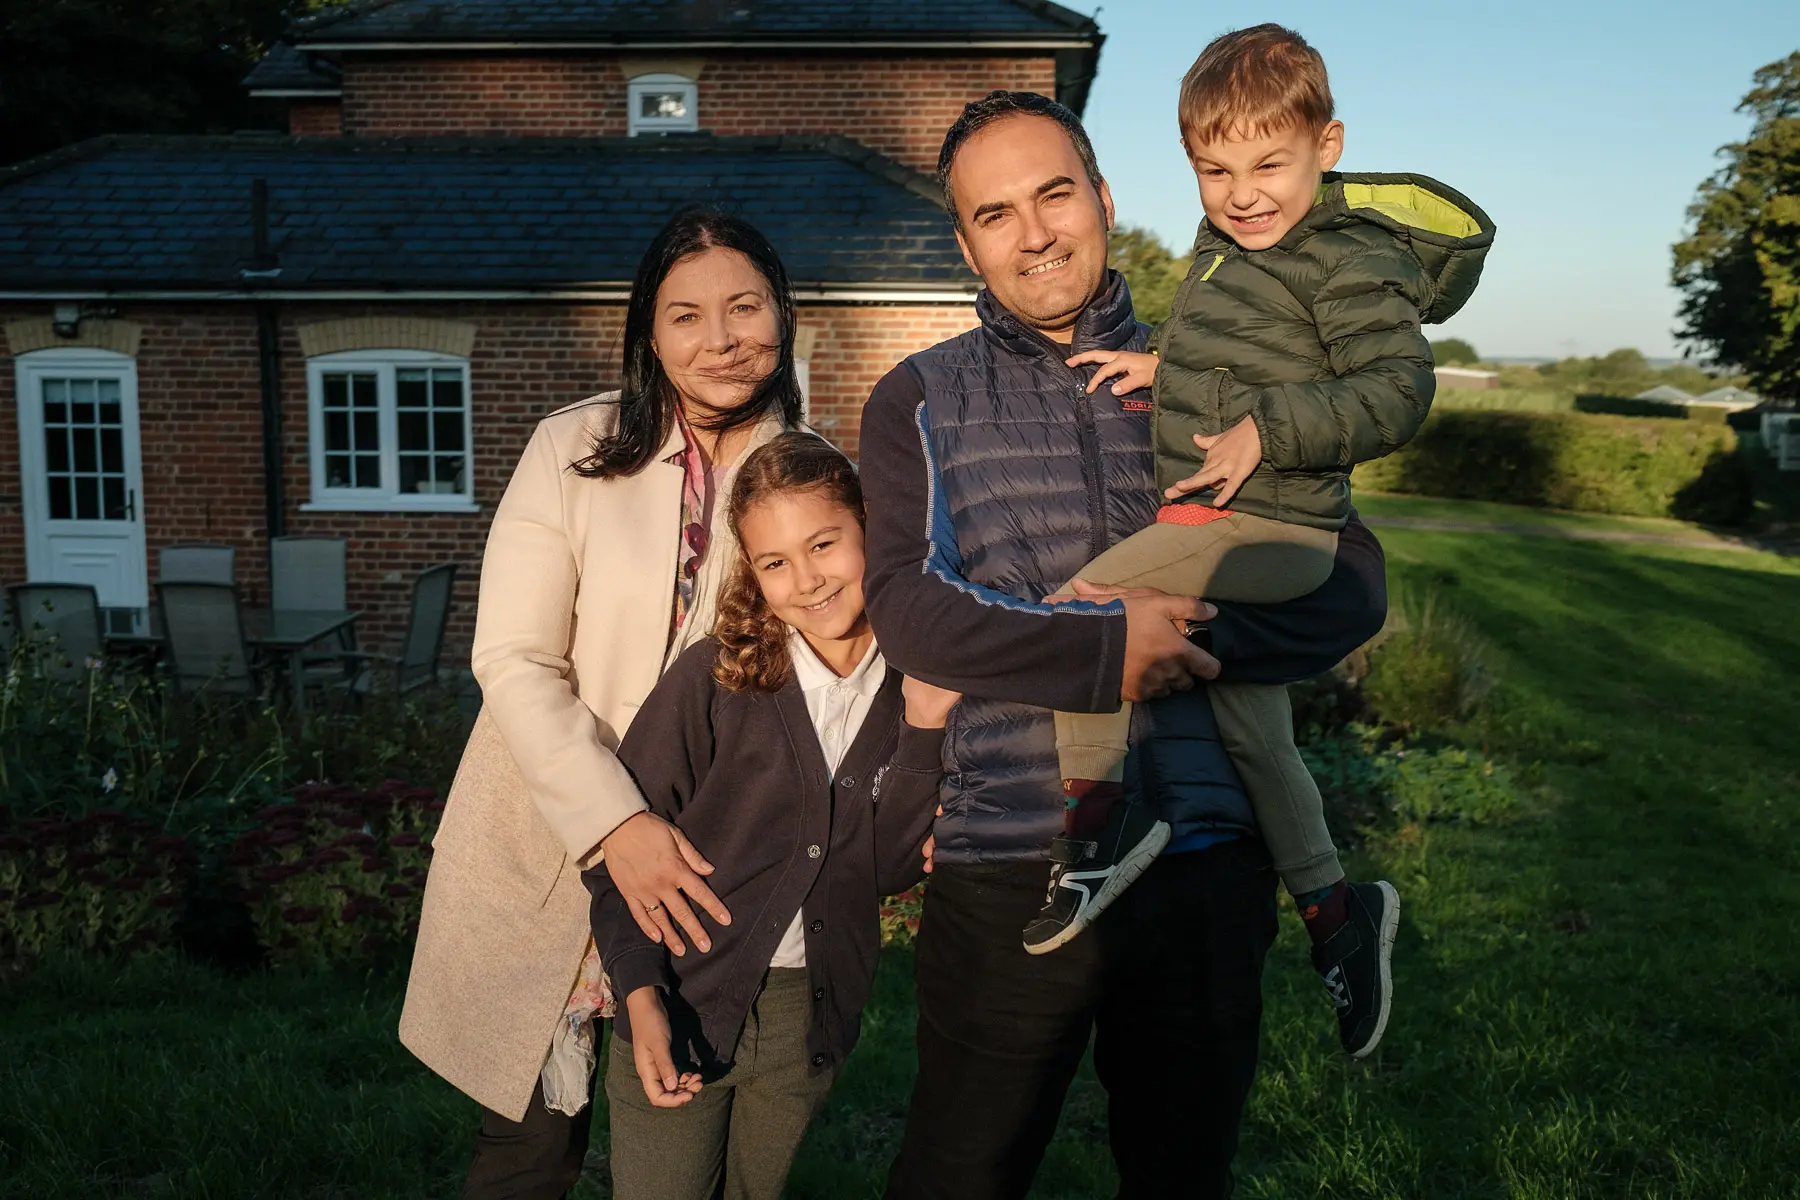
[399,394,782,1120]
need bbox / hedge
[1354,409,1754,524]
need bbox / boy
[1029,23,1494,1059]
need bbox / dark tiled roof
[243,44,344,94]
[0,135,969,293]
[297,0,1097,43]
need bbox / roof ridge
[999,0,1099,34]
[806,136,945,208]
[294,0,407,35]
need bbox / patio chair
[155,581,260,695]
[337,563,457,697]
[271,536,356,666]
[7,582,104,680]
[158,543,236,585]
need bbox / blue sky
[1080,0,1800,360]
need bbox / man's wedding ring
[645,902,663,913]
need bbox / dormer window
[628,74,698,136]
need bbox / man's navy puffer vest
[909,273,1257,865]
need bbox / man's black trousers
[885,837,1279,1200]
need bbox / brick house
[0,0,1102,653]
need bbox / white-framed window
[627,73,698,136]
[304,349,476,513]
[796,358,811,422]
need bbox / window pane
[397,411,429,454]
[352,374,379,408]
[433,411,464,453]
[100,428,123,473]
[432,372,464,410]
[103,477,125,519]
[46,427,69,472]
[75,476,100,519]
[398,454,429,495]
[641,91,688,118]
[325,454,351,488]
[73,427,97,472]
[323,374,347,408]
[352,410,378,452]
[396,369,429,409]
[436,455,466,490]
[325,411,349,453]
[48,476,71,520]
[353,454,380,487]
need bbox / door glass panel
[41,375,129,524]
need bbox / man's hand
[922,804,944,874]
[1164,416,1264,508]
[1065,349,1159,396]
[599,812,732,956]
[625,986,703,1107]
[1065,579,1219,703]
[902,676,961,729]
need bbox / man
[859,91,1388,1199]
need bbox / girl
[585,432,956,1200]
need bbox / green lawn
[5,509,1799,1198]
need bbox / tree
[1429,337,1480,365]
[1108,225,1192,326]
[1673,51,1800,401]
[0,0,348,168]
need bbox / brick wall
[342,56,628,137]
[1,299,974,659]
[338,51,1057,172]
[288,99,344,137]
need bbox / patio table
[102,606,360,716]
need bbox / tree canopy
[0,0,345,168]
[1672,51,1800,401]
[1430,337,1480,366]
[1108,225,1192,326]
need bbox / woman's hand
[902,676,962,729]
[600,812,732,956]
[625,986,703,1107]
[1163,416,1264,508]
[1065,349,1159,396]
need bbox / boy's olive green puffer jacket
[1150,171,1495,530]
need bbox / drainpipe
[246,178,286,541]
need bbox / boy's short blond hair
[1178,24,1335,147]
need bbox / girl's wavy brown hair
[713,432,865,694]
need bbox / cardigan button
[809,919,824,933]
[807,844,822,859]
[813,987,826,1002]
[811,1053,827,1068]
[838,774,856,790]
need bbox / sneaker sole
[1023,820,1172,956]
[1348,880,1400,1059]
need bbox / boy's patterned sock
[1063,779,1123,837]
[1295,880,1350,945]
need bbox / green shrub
[1300,727,1520,837]
[229,782,441,970]
[0,812,187,964]
[1360,589,1493,735]
[1355,409,1755,524]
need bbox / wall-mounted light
[51,303,81,338]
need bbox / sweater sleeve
[471,418,648,865]
[859,363,1129,713]
[582,644,720,997]
[1207,511,1388,685]
[1234,244,1437,472]
[872,721,948,896]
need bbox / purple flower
[389,832,421,848]
[361,857,386,874]
[151,893,179,909]
[267,829,304,848]
[383,882,415,900]
[282,906,323,925]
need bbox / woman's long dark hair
[713,433,864,694]
[572,208,806,479]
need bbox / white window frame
[303,349,478,513]
[627,73,699,136]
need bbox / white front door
[15,349,148,606]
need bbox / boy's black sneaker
[1312,880,1400,1057]
[1022,790,1170,955]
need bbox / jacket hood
[1310,172,1496,324]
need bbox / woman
[399,208,808,1198]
